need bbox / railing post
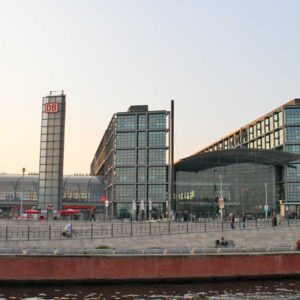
[186,220,189,233]
[130,218,133,236]
[111,223,113,237]
[91,224,93,238]
[149,221,151,235]
[5,226,8,241]
[204,217,206,232]
[168,220,171,234]
[49,225,51,240]
[288,217,290,226]
[256,218,258,228]
[221,219,224,230]
[27,225,30,241]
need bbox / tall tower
[38,91,66,211]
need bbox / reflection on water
[0,279,299,300]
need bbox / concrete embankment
[0,225,298,250]
[0,250,299,282]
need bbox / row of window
[43,97,63,104]
[116,114,166,131]
[115,167,167,183]
[205,112,283,152]
[116,131,166,148]
[115,184,167,201]
[41,119,63,127]
[116,149,166,165]
[207,129,284,151]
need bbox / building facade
[198,99,300,212]
[38,91,66,210]
[0,174,105,216]
[174,149,299,218]
[91,105,169,219]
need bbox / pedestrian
[230,212,235,229]
[242,213,246,229]
[272,214,277,227]
[89,206,96,221]
[63,222,73,238]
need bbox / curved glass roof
[175,149,300,172]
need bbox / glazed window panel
[138,149,146,165]
[116,115,136,130]
[285,127,300,143]
[285,108,300,125]
[148,185,166,202]
[138,114,146,130]
[115,167,135,183]
[148,131,166,147]
[138,132,147,147]
[116,132,135,148]
[148,149,166,165]
[148,114,166,129]
[115,185,135,201]
[116,150,136,165]
[148,167,166,183]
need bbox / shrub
[95,245,111,249]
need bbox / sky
[1,0,300,175]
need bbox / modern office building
[0,174,105,216]
[174,99,300,216]
[91,105,170,219]
[38,91,66,210]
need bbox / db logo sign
[44,102,59,113]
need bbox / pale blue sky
[1,0,300,174]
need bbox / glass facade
[0,175,105,215]
[91,107,169,220]
[174,150,292,218]
[38,92,66,210]
[198,99,300,210]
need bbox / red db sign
[44,102,59,113]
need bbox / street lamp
[20,167,26,216]
[219,175,223,220]
[264,182,268,219]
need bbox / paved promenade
[0,219,298,250]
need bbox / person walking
[230,212,235,229]
[242,213,246,229]
[89,206,96,221]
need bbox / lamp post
[20,167,25,216]
[219,174,223,221]
[264,182,268,219]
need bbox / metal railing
[0,218,299,241]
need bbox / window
[116,115,136,130]
[148,167,166,182]
[148,185,166,202]
[138,132,146,147]
[138,115,146,129]
[115,185,135,201]
[138,149,146,165]
[148,114,166,129]
[148,131,166,147]
[285,108,300,125]
[116,132,135,148]
[138,167,146,182]
[115,167,135,183]
[285,127,300,143]
[116,150,136,165]
[148,149,166,165]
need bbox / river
[0,279,299,299]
